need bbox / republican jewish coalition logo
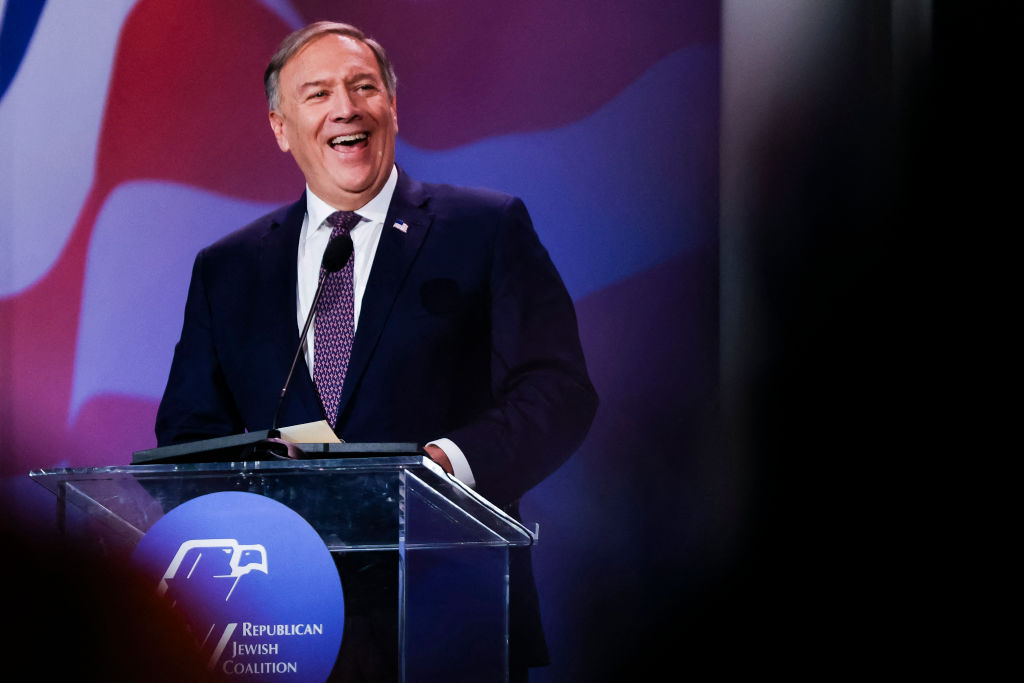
[159,538,269,601]
[132,492,344,681]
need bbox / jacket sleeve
[155,249,245,446]
[445,196,598,506]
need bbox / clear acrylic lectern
[31,454,534,681]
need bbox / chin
[330,170,374,190]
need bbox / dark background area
[677,1,1009,674]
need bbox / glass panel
[402,470,511,681]
[30,456,534,549]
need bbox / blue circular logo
[132,492,344,681]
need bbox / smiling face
[269,34,398,210]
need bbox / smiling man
[156,21,597,679]
[267,30,397,212]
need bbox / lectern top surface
[32,454,429,480]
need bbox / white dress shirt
[294,166,475,488]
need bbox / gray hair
[264,21,397,111]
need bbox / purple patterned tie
[314,211,360,427]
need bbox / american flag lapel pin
[393,219,408,233]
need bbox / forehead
[280,34,382,86]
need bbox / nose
[330,89,360,122]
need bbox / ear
[391,96,398,135]
[269,110,290,153]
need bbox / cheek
[298,134,322,159]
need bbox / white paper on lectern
[278,420,342,444]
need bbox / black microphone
[321,233,354,273]
[270,233,354,433]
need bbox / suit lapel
[259,194,324,423]
[337,170,432,422]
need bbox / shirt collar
[304,165,399,237]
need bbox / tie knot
[325,211,360,237]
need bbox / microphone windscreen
[322,234,354,273]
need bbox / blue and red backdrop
[1,2,719,678]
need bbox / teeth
[330,133,368,145]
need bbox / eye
[307,89,328,100]
[357,84,377,92]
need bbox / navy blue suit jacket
[156,169,596,506]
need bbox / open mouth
[329,133,368,148]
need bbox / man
[156,21,596,677]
